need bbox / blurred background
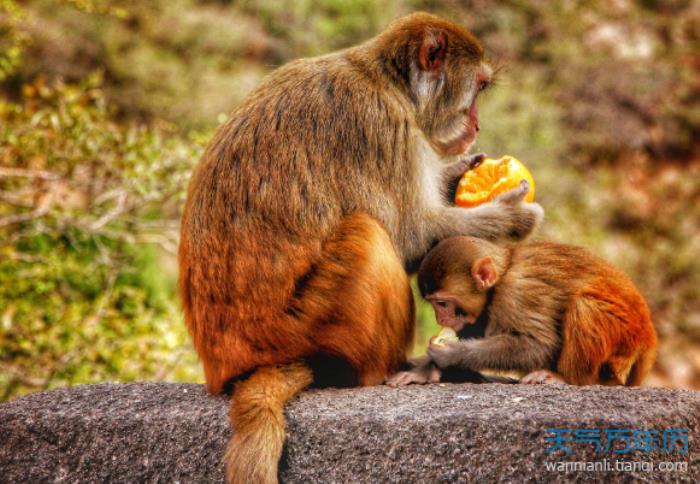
[0,0,698,400]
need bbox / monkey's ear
[471,257,498,291]
[417,31,447,72]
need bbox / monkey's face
[428,61,492,158]
[376,13,493,158]
[418,237,500,331]
[424,274,488,332]
[405,25,492,158]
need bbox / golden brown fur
[179,12,542,483]
[407,237,657,386]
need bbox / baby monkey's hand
[427,340,465,369]
[386,365,442,387]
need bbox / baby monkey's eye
[478,80,490,92]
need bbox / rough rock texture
[0,382,698,483]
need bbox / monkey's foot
[386,367,441,387]
[519,370,566,385]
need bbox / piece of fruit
[430,327,459,347]
[455,155,535,208]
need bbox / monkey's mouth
[437,100,480,156]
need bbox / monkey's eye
[478,80,490,92]
[435,300,448,308]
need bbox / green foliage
[0,75,204,400]
[236,0,400,55]
[0,0,26,80]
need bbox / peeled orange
[430,327,459,347]
[455,156,535,208]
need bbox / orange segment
[455,155,535,208]
[430,327,459,347]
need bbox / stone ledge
[0,382,698,482]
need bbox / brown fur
[226,363,312,484]
[415,237,658,386]
[179,12,543,483]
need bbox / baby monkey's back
[505,241,657,385]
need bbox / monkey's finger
[446,153,485,180]
[520,372,542,384]
[385,373,403,387]
[399,375,415,385]
[494,180,530,204]
[428,366,442,383]
[426,345,447,367]
[385,374,399,386]
[408,373,429,385]
[465,152,486,171]
[387,372,414,387]
[396,377,411,386]
[426,346,437,360]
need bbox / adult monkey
[179,12,542,483]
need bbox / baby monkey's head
[418,236,506,332]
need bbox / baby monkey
[388,237,657,386]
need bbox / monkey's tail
[225,362,313,484]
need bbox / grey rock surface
[0,382,698,483]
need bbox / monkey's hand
[435,179,544,242]
[386,366,441,387]
[427,340,468,369]
[445,152,485,201]
[490,179,544,240]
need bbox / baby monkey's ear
[471,256,498,291]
